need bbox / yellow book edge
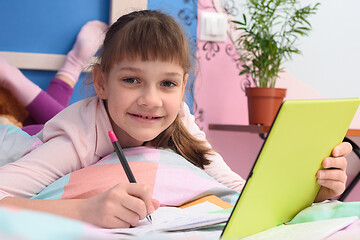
[179,195,234,210]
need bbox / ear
[182,73,189,99]
[93,64,107,100]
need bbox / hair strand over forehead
[100,10,191,74]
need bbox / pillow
[0,125,239,206]
[0,125,42,167]
[33,147,239,206]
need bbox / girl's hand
[80,183,159,228]
[314,142,352,202]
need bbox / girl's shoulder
[39,96,113,158]
[66,96,99,111]
[53,96,102,121]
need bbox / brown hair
[96,10,212,168]
[100,10,191,74]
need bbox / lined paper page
[101,202,230,236]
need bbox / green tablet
[221,98,360,240]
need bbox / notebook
[221,98,360,240]
[101,196,232,236]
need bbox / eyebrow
[118,66,142,73]
[119,66,183,78]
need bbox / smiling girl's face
[95,59,187,148]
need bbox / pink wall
[193,2,253,180]
[194,0,360,202]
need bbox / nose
[137,86,163,107]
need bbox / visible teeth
[135,114,157,119]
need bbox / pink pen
[108,130,152,223]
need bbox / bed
[0,124,360,239]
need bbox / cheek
[166,98,183,117]
[107,86,132,107]
[107,95,128,120]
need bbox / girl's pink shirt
[0,97,245,200]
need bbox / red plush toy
[0,86,28,128]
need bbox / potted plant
[233,0,320,126]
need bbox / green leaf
[243,13,247,25]
[239,69,250,75]
[233,0,319,87]
[242,65,251,70]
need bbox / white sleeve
[179,103,246,192]
[0,102,98,200]
[0,131,88,200]
[0,97,113,200]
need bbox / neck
[111,122,144,148]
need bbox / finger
[332,142,352,157]
[101,219,131,229]
[97,187,143,228]
[102,215,132,229]
[317,169,347,183]
[322,156,347,170]
[151,198,160,210]
[114,204,141,227]
[121,194,148,220]
[317,179,345,196]
[90,199,135,229]
[125,183,155,215]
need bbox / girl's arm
[0,126,158,227]
[0,97,106,200]
[0,132,159,228]
[1,183,159,228]
[0,97,161,228]
[0,135,88,199]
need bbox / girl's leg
[43,77,74,108]
[22,78,73,126]
[35,20,107,110]
[0,56,41,107]
[23,90,66,126]
[30,20,107,123]
[22,124,45,136]
[21,77,73,135]
[0,57,62,130]
[0,59,69,128]
[56,20,107,90]
[1,21,107,128]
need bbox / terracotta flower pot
[245,87,287,126]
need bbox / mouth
[130,113,162,120]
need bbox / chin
[131,132,160,143]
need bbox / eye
[123,77,139,84]
[161,81,177,88]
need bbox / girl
[0,10,351,229]
[0,20,107,135]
